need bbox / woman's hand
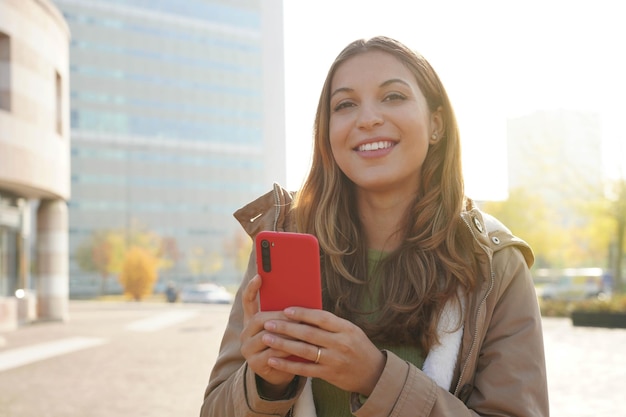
[261,307,386,397]
[240,275,296,396]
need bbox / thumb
[242,274,262,325]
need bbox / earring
[431,133,438,141]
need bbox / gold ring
[314,347,322,364]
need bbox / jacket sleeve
[350,353,470,416]
[200,250,306,417]
[352,247,549,417]
[463,247,549,416]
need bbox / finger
[242,325,296,375]
[246,345,298,387]
[283,307,348,333]
[265,353,322,381]
[263,327,385,396]
[242,274,262,325]
[241,309,288,349]
[264,318,324,348]
[243,331,286,362]
[241,307,293,359]
[262,331,321,363]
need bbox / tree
[158,236,180,271]
[223,231,253,273]
[187,246,223,277]
[481,179,626,294]
[578,199,618,268]
[577,178,626,293]
[125,221,180,274]
[75,230,125,295]
[606,179,626,293]
[480,187,566,268]
[75,227,176,295]
[118,246,158,301]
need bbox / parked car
[180,283,233,304]
[537,271,608,301]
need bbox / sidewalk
[0,301,625,417]
[0,301,230,417]
[541,317,626,417]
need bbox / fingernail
[265,321,276,331]
[284,308,295,316]
[262,334,274,344]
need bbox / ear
[429,106,444,144]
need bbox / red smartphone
[255,231,322,312]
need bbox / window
[0,31,10,112]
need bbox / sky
[281,0,626,200]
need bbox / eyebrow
[330,87,353,100]
[330,78,411,99]
[380,78,411,88]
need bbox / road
[0,301,624,417]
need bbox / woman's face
[328,50,441,196]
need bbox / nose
[356,103,383,130]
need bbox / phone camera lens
[260,239,271,272]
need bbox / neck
[357,190,415,252]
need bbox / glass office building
[54,0,286,295]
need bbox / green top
[312,250,423,416]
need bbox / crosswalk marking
[125,310,198,332]
[0,336,107,372]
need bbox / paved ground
[0,301,624,417]
[541,317,626,417]
[0,301,229,417]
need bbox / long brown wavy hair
[292,36,479,354]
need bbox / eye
[383,92,407,102]
[332,100,355,112]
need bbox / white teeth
[357,141,393,152]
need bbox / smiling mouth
[356,141,395,152]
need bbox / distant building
[52,0,286,296]
[0,0,71,329]
[507,110,603,225]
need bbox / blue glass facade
[64,2,263,142]
[54,0,284,295]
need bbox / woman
[201,36,549,417]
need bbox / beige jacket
[201,184,549,417]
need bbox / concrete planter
[571,311,626,329]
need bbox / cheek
[328,122,345,155]
[406,120,431,148]
[328,131,350,174]
[328,138,344,171]
[328,115,351,143]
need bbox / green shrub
[538,299,574,317]
[572,293,626,313]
